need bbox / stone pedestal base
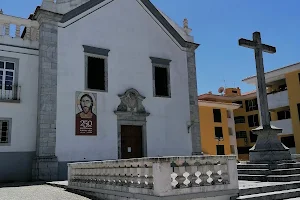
[192,152,203,156]
[249,125,291,164]
[32,156,58,181]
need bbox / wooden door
[121,125,143,159]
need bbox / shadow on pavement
[0,181,46,188]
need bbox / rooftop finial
[183,18,192,35]
[0,9,3,14]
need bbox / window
[214,127,223,138]
[278,84,287,91]
[0,119,11,144]
[83,45,109,92]
[281,136,295,148]
[277,110,291,120]
[228,127,233,135]
[86,56,106,91]
[151,57,171,98]
[298,73,300,82]
[298,104,300,121]
[237,147,251,154]
[213,109,222,122]
[236,131,247,138]
[216,145,225,155]
[230,145,235,154]
[232,90,237,94]
[248,114,259,127]
[245,98,258,112]
[234,116,245,124]
[233,101,243,108]
[227,110,231,118]
[250,131,257,143]
[0,58,18,99]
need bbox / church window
[86,56,106,91]
[0,57,19,100]
[150,57,171,98]
[0,119,11,145]
[83,45,109,92]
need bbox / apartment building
[243,62,300,154]
[199,62,300,160]
[198,100,240,156]
[199,88,260,160]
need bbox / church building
[0,0,200,182]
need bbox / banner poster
[75,91,97,136]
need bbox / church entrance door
[121,125,143,159]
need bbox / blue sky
[1,0,299,95]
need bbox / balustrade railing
[68,156,238,199]
[0,85,21,101]
[0,12,39,41]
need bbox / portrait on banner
[75,91,97,136]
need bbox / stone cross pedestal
[239,32,291,164]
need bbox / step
[236,188,300,200]
[238,174,267,182]
[267,174,300,182]
[237,164,269,169]
[271,168,300,175]
[237,162,300,170]
[238,169,269,175]
[239,181,300,196]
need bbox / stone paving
[0,182,91,200]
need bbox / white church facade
[0,0,201,182]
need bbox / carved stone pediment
[115,88,150,116]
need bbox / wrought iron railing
[0,85,21,101]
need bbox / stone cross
[239,32,276,128]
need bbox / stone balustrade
[68,156,238,199]
[0,13,39,41]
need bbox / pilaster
[32,8,62,181]
[186,42,202,155]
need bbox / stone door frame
[117,116,147,159]
[114,88,150,159]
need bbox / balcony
[270,118,293,135]
[0,12,39,49]
[0,85,21,103]
[267,90,289,110]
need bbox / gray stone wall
[33,9,62,181]
[186,42,202,155]
[0,152,35,182]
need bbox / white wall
[267,90,289,110]
[56,0,191,162]
[228,110,238,155]
[0,44,39,152]
[271,119,293,135]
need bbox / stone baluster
[4,23,9,35]
[0,23,4,36]
[25,26,31,40]
[15,24,20,37]
[136,167,143,188]
[36,29,40,40]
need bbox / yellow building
[199,89,260,160]
[243,62,300,154]
[198,100,240,156]
[199,62,300,160]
